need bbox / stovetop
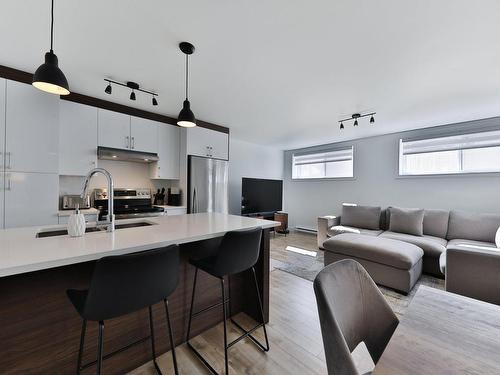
[93,188,164,219]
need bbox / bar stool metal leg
[251,267,270,351]
[76,319,87,375]
[186,267,198,342]
[97,321,104,375]
[221,277,229,375]
[149,306,162,375]
[164,299,179,375]
[229,267,270,352]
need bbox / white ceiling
[2,0,500,150]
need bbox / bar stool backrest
[213,228,262,276]
[83,245,179,320]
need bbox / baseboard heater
[295,226,317,234]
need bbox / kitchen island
[0,213,278,374]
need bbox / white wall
[284,117,500,230]
[228,138,284,215]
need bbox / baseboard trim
[295,226,317,234]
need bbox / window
[399,130,500,176]
[292,147,354,179]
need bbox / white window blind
[399,129,500,175]
[292,147,353,179]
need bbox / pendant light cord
[185,54,189,100]
[50,0,54,52]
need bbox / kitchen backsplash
[59,160,179,196]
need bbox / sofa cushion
[446,238,498,252]
[327,225,383,237]
[447,210,500,243]
[340,204,381,230]
[423,209,449,239]
[379,231,447,258]
[388,207,425,236]
[323,233,423,270]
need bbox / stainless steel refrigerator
[188,155,229,214]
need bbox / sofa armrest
[446,246,500,305]
[317,215,341,249]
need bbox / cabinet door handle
[6,176,11,191]
[125,136,130,148]
[131,137,135,149]
[5,152,11,169]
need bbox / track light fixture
[103,79,158,105]
[338,112,376,129]
[32,0,70,95]
[177,42,197,128]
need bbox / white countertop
[57,208,100,217]
[0,213,279,278]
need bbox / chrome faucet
[81,168,115,232]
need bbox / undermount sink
[36,221,155,238]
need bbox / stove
[93,188,164,220]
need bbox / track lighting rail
[104,79,158,97]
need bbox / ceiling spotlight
[130,90,136,101]
[354,119,358,126]
[105,83,112,94]
[177,42,197,128]
[370,115,375,124]
[152,96,158,106]
[340,122,344,130]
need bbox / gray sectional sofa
[318,204,500,302]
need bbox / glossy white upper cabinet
[130,117,158,153]
[4,172,58,228]
[186,127,229,160]
[59,101,98,176]
[98,109,131,150]
[0,78,5,172]
[150,124,180,179]
[5,80,59,173]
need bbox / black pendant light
[105,83,112,94]
[130,90,136,101]
[340,122,344,130]
[370,115,375,124]
[32,0,70,95]
[152,96,158,106]
[177,42,196,128]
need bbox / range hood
[97,146,159,163]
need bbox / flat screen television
[241,177,283,215]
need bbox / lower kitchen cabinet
[3,172,58,228]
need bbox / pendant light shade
[178,100,196,127]
[152,96,158,106]
[105,83,112,94]
[177,42,196,128]
[32,0,70,95]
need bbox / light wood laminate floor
[128,269,333,375]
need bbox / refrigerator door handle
[193,188,197,213]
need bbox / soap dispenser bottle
[67,204,86,237]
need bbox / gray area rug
[270,230,445,317]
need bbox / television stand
[243,212,289,236]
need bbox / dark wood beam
[0,64,229,134]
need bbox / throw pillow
[389,207,425,236]
[340,204,381,230]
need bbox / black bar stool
[66,245,180,375]
[186,228,270,375]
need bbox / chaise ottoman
[322,233,424,294]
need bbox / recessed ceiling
[1,0,500,150]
